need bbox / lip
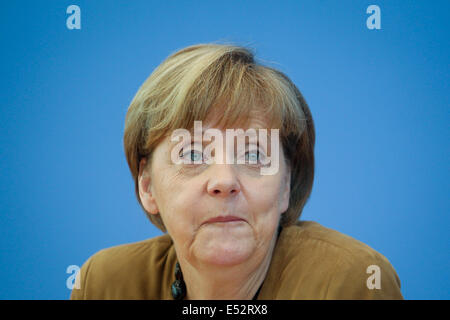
[203,215,246,225]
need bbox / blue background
[0,0,448,299]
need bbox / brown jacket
[70,220,403,299]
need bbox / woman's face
[139,117,291,267]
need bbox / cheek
[251,173,283,200]
[155,177,203,238]
[244,176,285,220]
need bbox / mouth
[202,215,246,225]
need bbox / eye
[179,148,203,163]
[245,150,261,163]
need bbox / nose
[206,164,241,198]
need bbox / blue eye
[245,150,260,163]
[180,148,203,162]
[189,150,202,162]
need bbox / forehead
[166,117,275,146]
[203,103,274,129]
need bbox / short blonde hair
[124,43,315,232]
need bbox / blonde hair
[124,43,315,232]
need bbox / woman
[70,43,403,299]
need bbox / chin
[194,234,255,266]
[191,223,258,266]
[198,245,253,266]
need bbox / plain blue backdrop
[0,0,448,299]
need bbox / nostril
[209,186,240,196]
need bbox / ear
[138,157,159,215]
[280,165,291,214]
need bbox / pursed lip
[202,215,246,225]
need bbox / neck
[180,230,278,300]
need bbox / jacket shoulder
[264,221,403,299]
[285,221,391,262]
[70,234,175,299]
